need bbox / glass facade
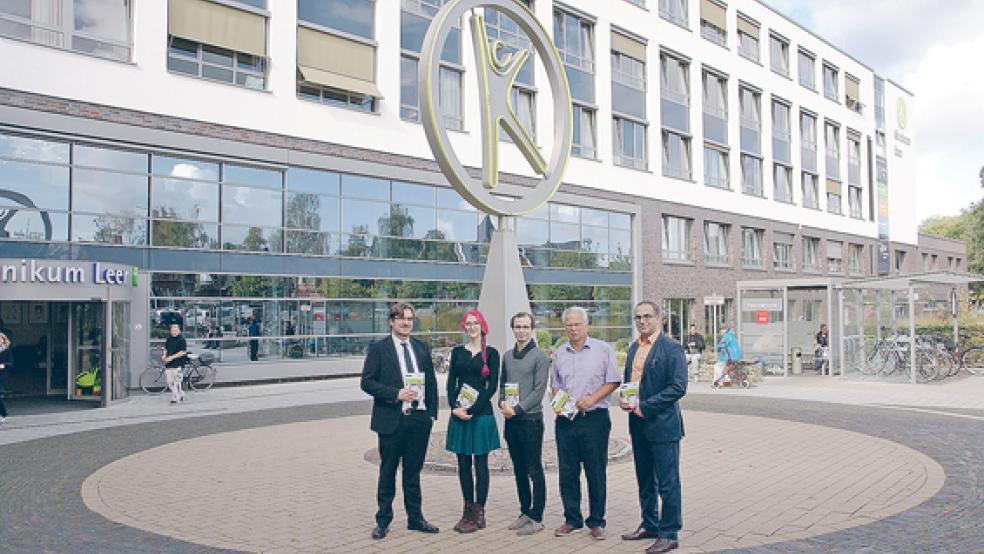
[0,130,635,364]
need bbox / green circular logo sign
[896,98,907,130]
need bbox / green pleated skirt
[445,414,500,455]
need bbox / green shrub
[534,329,553,349]
[615,337,631,352]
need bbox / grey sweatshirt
[499,344,550,420]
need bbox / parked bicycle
[140,349,217,394]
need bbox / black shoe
[646,537,679,553]
[622,526,660,540]
[371,525,388,540]
[407,520,440,533]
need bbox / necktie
[402,342,419,410]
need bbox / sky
[766,0,984,222]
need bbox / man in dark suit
[360,302,440,540]
[619,301,688,553]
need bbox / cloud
[766,0,984,220]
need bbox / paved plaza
[1,375,984,552]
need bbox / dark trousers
[629,418,682,540]
[555,409,611,528]
[0,397,7,418]
[248,339,258,361]
[375,410,432,528]
[504,417,546,521]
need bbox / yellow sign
[896,97,907,130]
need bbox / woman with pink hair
[445,308,500,533]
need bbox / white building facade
[0,0,964,395]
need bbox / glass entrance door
[48,303,70,395]
[71,302,104,401]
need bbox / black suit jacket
[360,335,439,435]
[623,333,688,443]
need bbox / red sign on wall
[755,310,769,324]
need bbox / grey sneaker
[517,520,545,535]
[508,514,531,530]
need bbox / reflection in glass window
[287,167,340,195]
[286,230,336,255]
[436,210,478,241]
[516,217,548,246]
[222,225,282,252]
[0,133,70,162]
[550,203,580,224]
[392,181,435,205]
[342,198,389,234]
[152,178,218,221]
[341,173,389,201]
[0,159,70,211]
[572,104,597,158]
[286,192,339,231]
[223,165,282,189]
[298,0,374,39]
[223,185,282,227]
[72,214,146,245]
[390,204,435,238]
[436,187,472,211]
[74,145,146,172]
[151,220,218,248]
[1,210,68,241]
[152,155,219,181]
[72,169,147,216]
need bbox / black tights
[456,454,490,506]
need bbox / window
[0,0,132,61]
[704,221,729,264]
[613,117,647,170]
[741,154,762,196]
[769,34,789,76]
[772,99,790,164]
[849,185,863,217]
[826,182,842,215]
[573,104,597,158]
[167,0,268,89]
[221,165,284,252]
[702,68,728,145]
[168,36,266,90]
[848,243,864,274]
[741,227,763,267]
[827,240,843,273]
[825,121,840,180]
[930,254,938,268]
[874,76,885,130]
[739,86,760,154]
[297,1,381,112]
[401,0,462,128]
[555,8,596,157]
[802,172,819,209]
[800,111,817,172]
[803,237,819,270]
[845,74,862,113]
[699,0,726,46]
[659,0,688,27]
[662,216,692,261]
[611,35,647,169]
[488,3,536,140]
[737,14,759,62]
[773,232,793,270]
[823,62,838,101]
[298,0,373,39]
[894,250,906,273]
[660,52,690,133]
[662,298,693,341]
[774,164,792,203]
[848,136,861,185]
[662,131,692,180]
[798,49,815,90]
[704,146,729,189]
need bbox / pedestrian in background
[0,332,12,423]
[499,311,549,535]
[684,324,705,382]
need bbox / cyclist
[163,323,188,404]
[713,324,742,385]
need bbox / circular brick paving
[80,411,943,553]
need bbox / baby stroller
[712,349,750,389]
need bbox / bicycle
[961,345,984,376]
[140,351,217,394]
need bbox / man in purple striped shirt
[551,306,621,541]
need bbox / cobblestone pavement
[1,391,983,552]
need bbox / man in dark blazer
[619,301,688,554]
[360,302,440,540]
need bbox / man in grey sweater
[499,311,550,535]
